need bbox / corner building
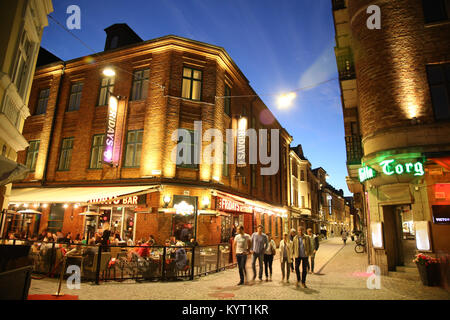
[333,0,450,281]
[3,24,292,246]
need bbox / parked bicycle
[354,236,366,254]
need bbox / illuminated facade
[4,24,292,245]
[0,0,53,221]
[332,0,450,283]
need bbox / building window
[177,129,199,169]
[223,142,229,177]
[131,69,149,101]
[89,134,105,169]
[48,204,65,233]
[36,88,49,115]
[182,67,202,100]
[224,84,231,116]
[67,82,83,111]
[261,175,265,193]
[58,137,74,171]
[422,0,450,23]
[124,130,143,167]
[300,169,305,181]
[98,76,115,106]
[426,63,450,120]
[12,30,34,98]
[269,216,272,235]
[275,217,279,237]
[25,140,40,171]
[301,196,305,208]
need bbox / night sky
[41,0,347,194]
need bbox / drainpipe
[42,62,66,186]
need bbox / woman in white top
[263,234,277,281]
[279,232,292,282]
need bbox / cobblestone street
[29,238,450,300]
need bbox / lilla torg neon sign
[103,96,118,163]
[359,159,425,183]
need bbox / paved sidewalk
[28,237,450,300]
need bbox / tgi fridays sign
[216,197,253,213]
[88,194,146,205]
[103,96,118,163]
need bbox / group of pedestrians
[233,225,320,289]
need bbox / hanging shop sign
[236,117,247,167]
[103,96,118,163]
[359,159,424,182]
[432,205,450,225]
[217,197,253,213]
[88,194,146,205]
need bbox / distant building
[0,0,53,230]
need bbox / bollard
[190,246,195,280]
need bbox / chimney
[293,144,305,159]
[104,23,143,51]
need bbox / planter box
[416,263,441,286]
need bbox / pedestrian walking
[250,225,268,281]
[279,232,292,283]
[306,228,319,274]
[292,226,312,288]
[263,233,276,281]
[233,226,251,285]
[289,228,296,272]
[342,230,348,245]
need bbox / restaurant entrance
[382,204,408,271]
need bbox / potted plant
[413,253,440,286]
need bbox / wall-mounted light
[42,203,48,208]
[163,195,171,208]
[33,203,39,208]
[63,204,69,209]
[23,203,28,208]
[103,67,116,77]
[74,204,79,209]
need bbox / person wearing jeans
[279,232,292,282]
[250,225,268,281]
[292,226,312,288]
[263,233,276,281]
[307,228,319,274]
[233,226,251,285]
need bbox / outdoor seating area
[0,239,234,284]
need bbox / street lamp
[276,92,297,110]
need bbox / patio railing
[0,239,235,284]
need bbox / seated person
[137,241,150,258]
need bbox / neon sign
[379,159,424,177]
[359,166,376,183]
[103,96,118,163]
[359,159,425,182]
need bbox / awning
[9,185,160,204]
[0,155,29,186]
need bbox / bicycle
[354,238,366,254]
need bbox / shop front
[360,151,450,279]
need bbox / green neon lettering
[395,164,404,174]
[380,160,395,175]
[405,163,414,173]
[414,162,424,176]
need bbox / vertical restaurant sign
[237,117,247,167]
[104,96,118,163]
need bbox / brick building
[332,0,450,283]
[2,24,292,246]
